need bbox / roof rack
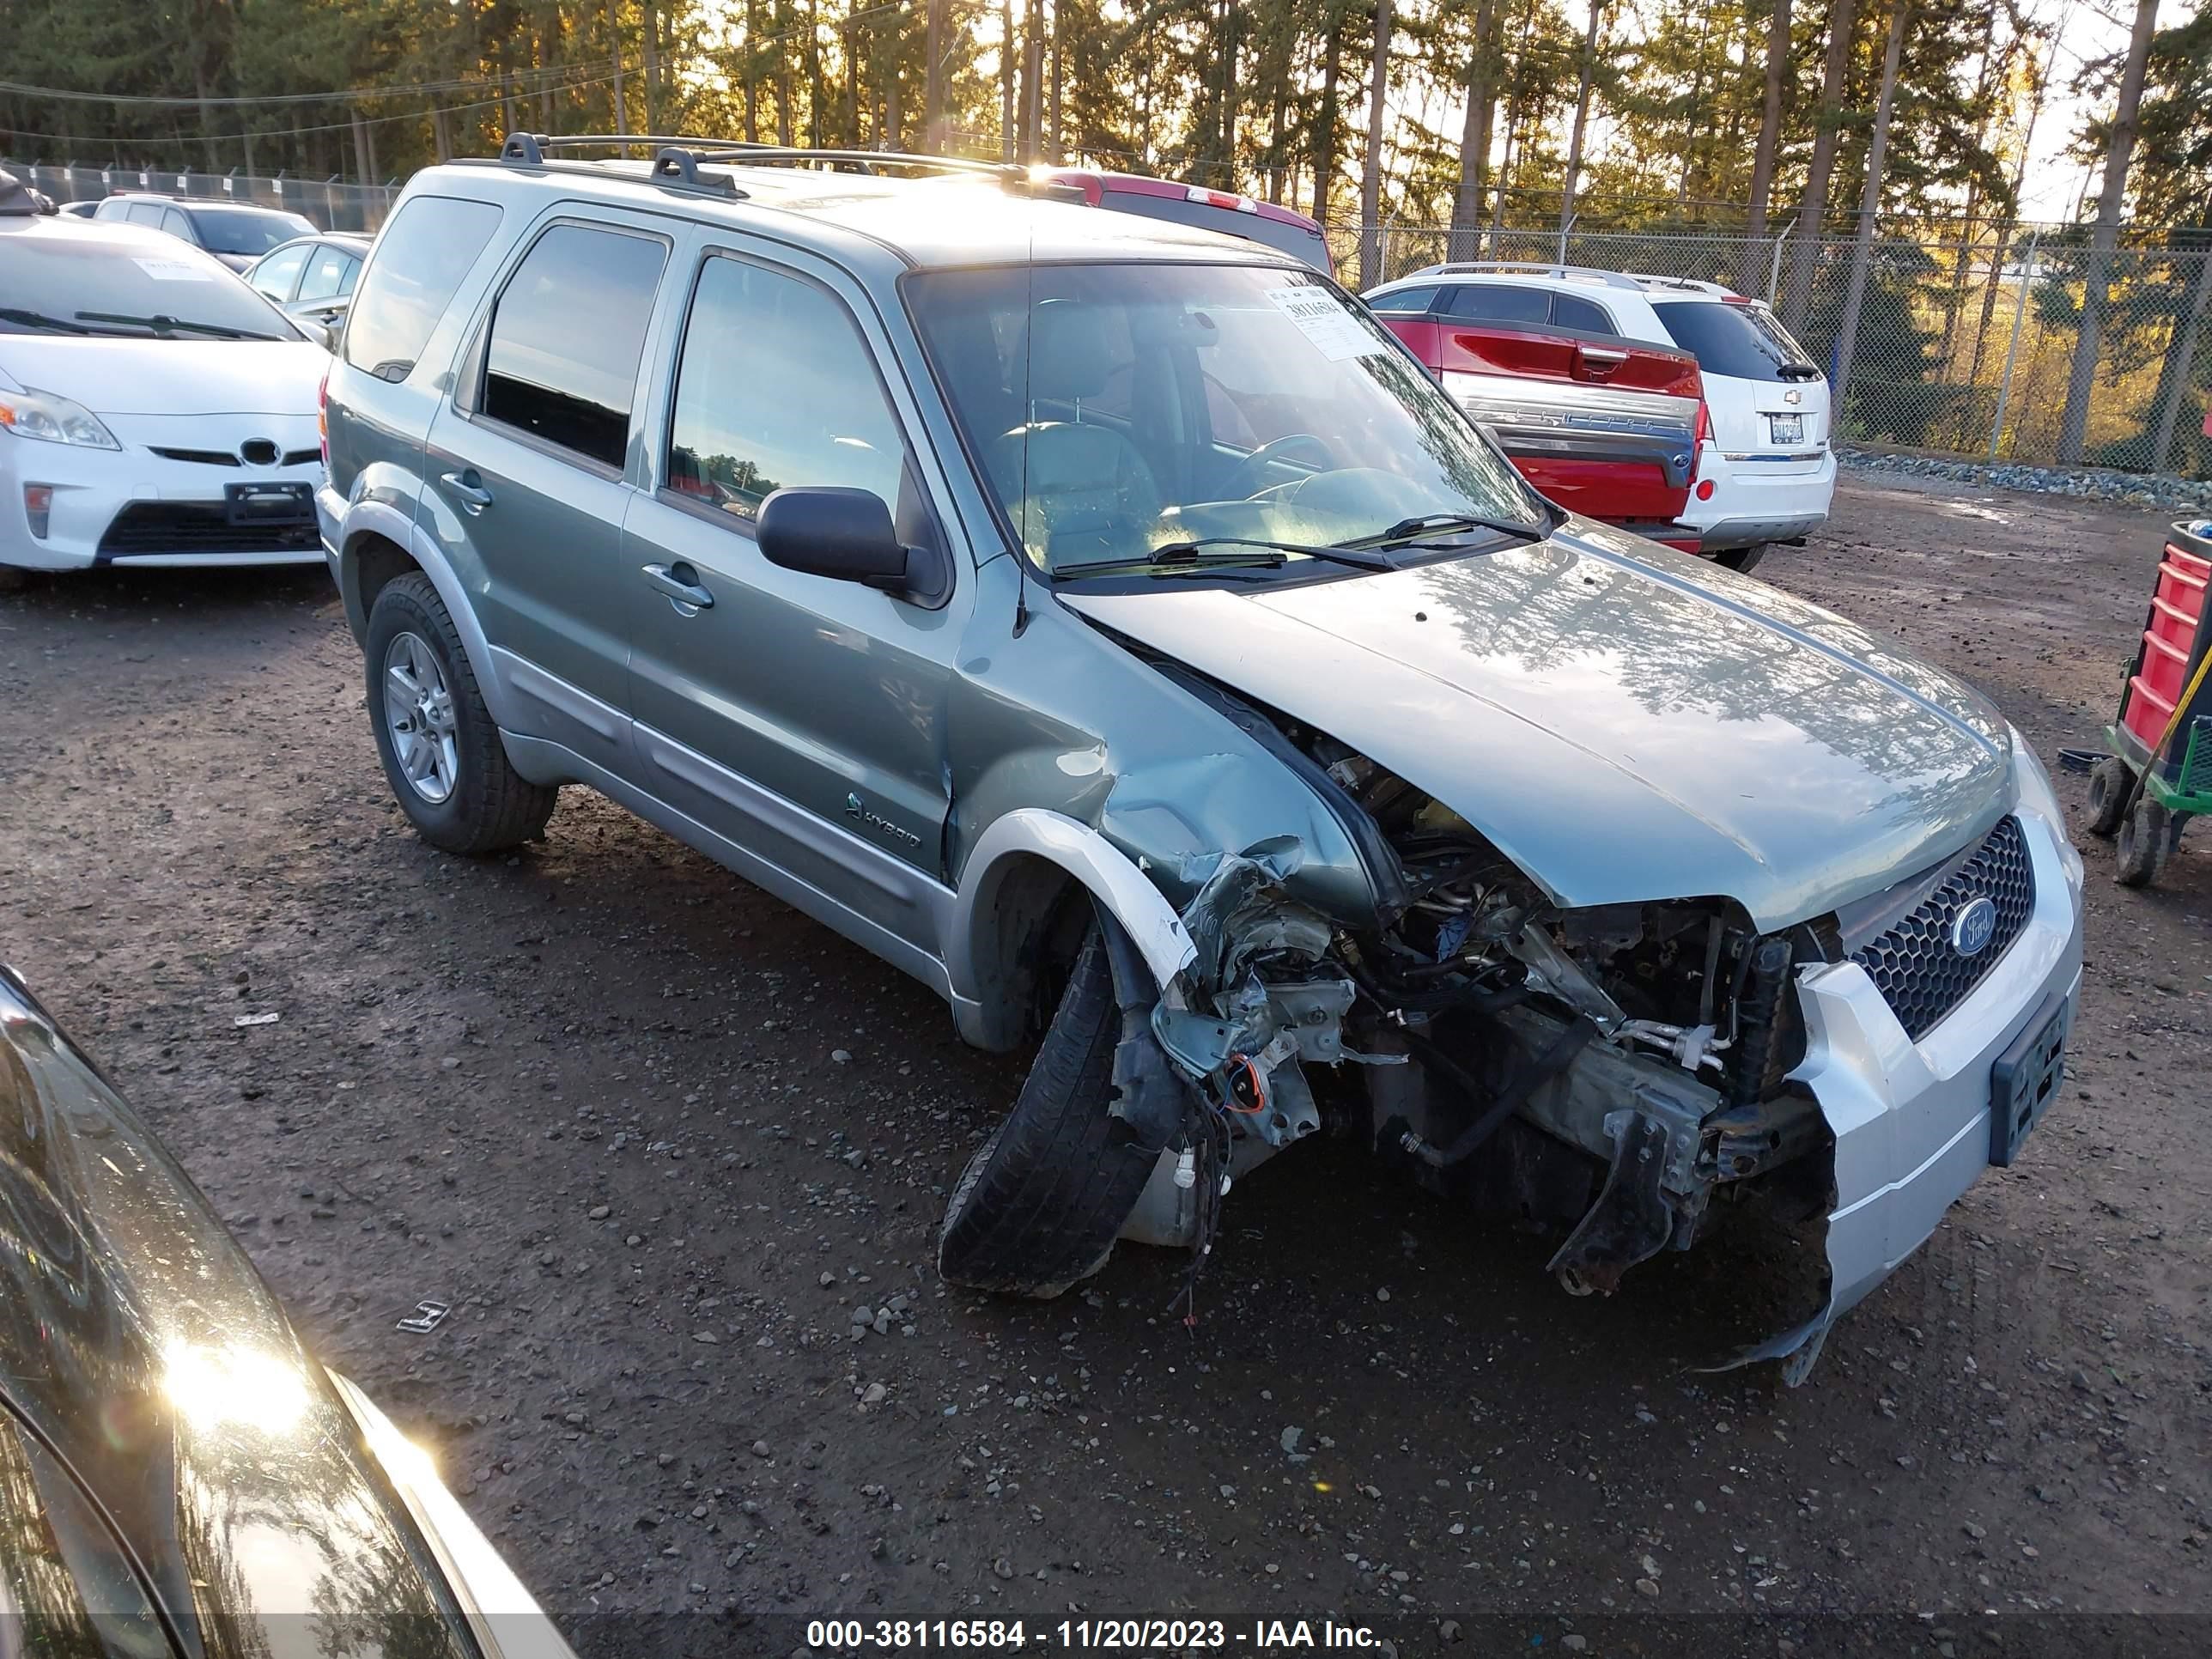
[1401,260,1649,290]
[493,132,1075,197]
[1616,270,1741,298]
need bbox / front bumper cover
[1731,807,2084,1382]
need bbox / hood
[1063,520,2011,931]
[0,337,324,416]
[0,971,473,1656]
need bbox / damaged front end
[1098,693,1842,1370]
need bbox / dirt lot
[3,474,2208,1656]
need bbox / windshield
[1653,299,1820,383]
[907,262,1541,577]
[189,205,316,257]
[0,230,298,340]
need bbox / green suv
[319,137,2082,1380]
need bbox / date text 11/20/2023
[802,1619,1389,1650]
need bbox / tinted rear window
[1097,190,1330,270]
[1652,300,1816,382]
[481,222,669,469]
[188,206,314,257]
[1445,283,1551,325]
[343,195,502,381]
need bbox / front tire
[364,572,556,854]
[938,928,1159,1297]
[2084,756,2133,838]
[2115,796,2169,888]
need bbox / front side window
[908,263,1540,577]
[480,223,668,469]
[296,244,356,303]
[1550,294,1617,335]
[250,244,308,301]
[666,255,907,522]
[1366,284,1438,316]
[343,194,503,383]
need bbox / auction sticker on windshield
[1264,286,1382,362]
[132,258,216,283]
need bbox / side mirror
[757,486,917,595]
[302,316,337,352]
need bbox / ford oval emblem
[1950,896,1998,958]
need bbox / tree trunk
[1020,0,1043,161]
[1049,10,1063,162]
[924,0,945,150]
[610,0,629,137]
[2057,0,2160,465]
[1449,0,1499,260]
[1829,3,1910,404]
[1358,0,1394,288]
[1741,0,1790,281]
[746,0,762,141]
[643,0,660,132]
[2152,240,2212,471]
[1488,92,1521,244]
[351,112,373,185]
[1780,0,1858,332]
[1558,0,1604,240]
[1000,0,1016,161]
[1313,3,1345,226]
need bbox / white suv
[1375,264,1834,571]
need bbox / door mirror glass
[757,487,914,592]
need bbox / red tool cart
[2084,521,2212,886]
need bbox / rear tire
[364,572,556,854]
[938,927,1159,1297]
[1715,544,1768,574]
[2085,756,2133,838]
[2115,797,2169,888]
[0,566,30,594]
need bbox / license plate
[1767,413,1804,446]
[225,482,313,526]
[1989,992,2069,1167]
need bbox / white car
[1371,263,1834,571]
[1,179,326,578]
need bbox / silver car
[316,138,2084,1382]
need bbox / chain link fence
[1339,222,2212,478]
[14,154,2209,479]
[3,159,398,234]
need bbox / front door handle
[642,562,714,611]
[441,470,494,513]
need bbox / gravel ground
[3,474,2208,1656]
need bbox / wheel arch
[336,499,515,731]
[944,809,1197,1053]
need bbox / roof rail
[1618,270,1739,297]
[1403,260,1645,291]
[491,132,1068,192]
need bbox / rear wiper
[0,307,98,334]
[1057,537,1396,579]
[74,311,280,342]
[1347,511,1547,551]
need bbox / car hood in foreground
[0,337,322,416]
[0,974,474,1656]
[1062,520,2011,931]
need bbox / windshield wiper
[73,311,281,342]
[1056,537,1396,580]
[0,307,100,335]
[1347,512,1547,551]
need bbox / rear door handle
[441,470,494,512]
[642,562,714,611]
